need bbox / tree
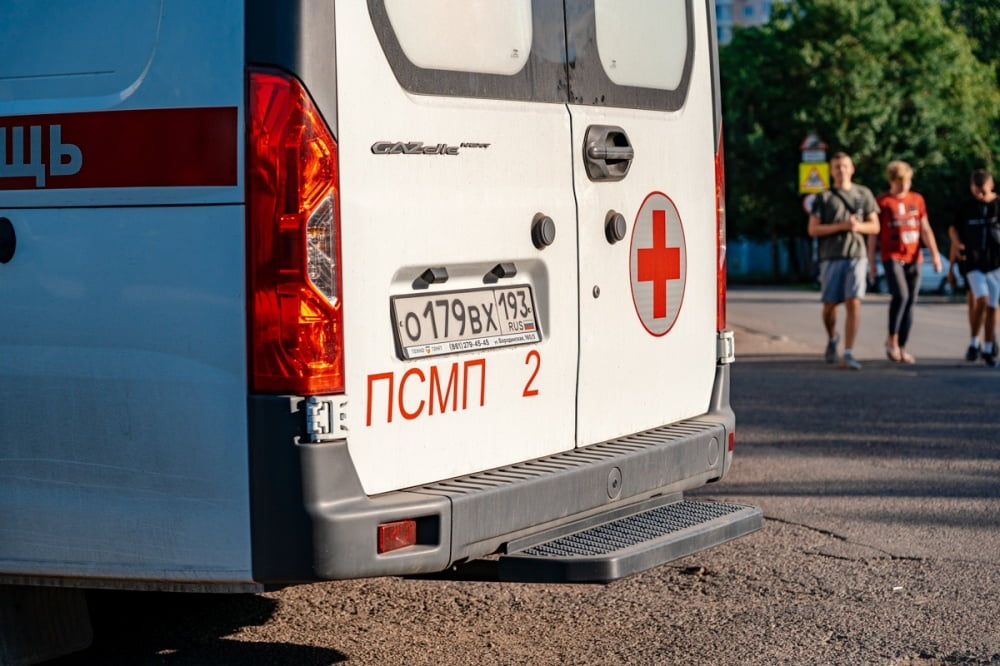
[941,1,1000,159]
[721,0,999,280]
[941,1,1000,74]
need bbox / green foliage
[721,0,999,271]
[941,0,1000,73]
[941,0,1000,160]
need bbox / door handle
[584,125,633,181]
[586,145,635,161]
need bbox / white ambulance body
[0,0,759,661]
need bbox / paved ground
[49,287,1000,666]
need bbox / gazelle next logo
[0,124,82,187]
[371,141,491,156]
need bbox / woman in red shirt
[868,161,943,363]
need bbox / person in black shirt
[948,169,1000,367]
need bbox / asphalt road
[728,284,972,363]
[51,286,1000,666]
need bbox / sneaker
[825,335,839,364]
[966,344,980,362]
[841,353,862,370]
[984,351,998,368]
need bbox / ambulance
[0,0,760,661]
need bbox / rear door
[568,0,720,445]
[340,1,579,494]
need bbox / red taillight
[728,431,735,452]
[377,520,417,554]
[247,68,344,395]
[715,133,727,331]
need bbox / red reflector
[377,520,417,554]
[728,431,735,452]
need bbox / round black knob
[531,214,556,249]
[605,211,627,244]
[0,217,15,264]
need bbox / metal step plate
[498,499,763,583]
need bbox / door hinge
[717,330,735,365]
[305,395,349,443]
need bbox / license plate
[392,285,541,359]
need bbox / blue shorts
[965,268,1000,308]
[820,258,867,303]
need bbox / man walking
[808,152,881,369]
[948,169,1000,367]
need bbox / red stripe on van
[0,107,238,190]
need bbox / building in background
[716,0,772,44]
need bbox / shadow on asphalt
[714,355,1000,502]
[684,352,1000,550]
[736,353,987,367]
[48,591,346,665]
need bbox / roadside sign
[801,149,826,163]
[802,193,816,214]
[799,162,829,194]
[799,131,827,164]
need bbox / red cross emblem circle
[629,192,686,336]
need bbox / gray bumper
[249,363,736,584]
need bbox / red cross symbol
[637,210,681,319]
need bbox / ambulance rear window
[383,0,533,77]
[564,0,693,111]
[368,0,567,104]
[594,0,689,91]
